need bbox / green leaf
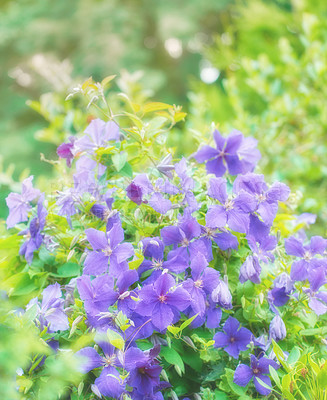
[56,263,80,277]
[317,362,327,389]
[160,346,185,374]
[269,365,282,391]
[143,102,173,113]
[119,162,133,178]
[107,329,124,350]
[112,152,127,172]
[180,314,198,331]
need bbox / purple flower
[90,193,120,231]
[160,214,205,264]
[175,157,199,212]
[239,234,277,284]
[6,176,40,228]
[306,265,327,315]
[269,315,286,341]
[239,255,262,284]
[124,346,162,396]
[139,237,187,278]
[75,118,120,153]
[27,283,69,332]
[57,136,76,167]
[234,355,279,396]
[126,174,178,215]
[285,235,327,281]
[137,273,190,331]
[77,274,117,320]
[268,273,294,308]
[83,222,134,277]
[214,317,252,359]
[19,194,47,264]
[234,173,290,226]
[206,177,256,233]
[182,253,220,317]
[211,279,233,309]
[76,335,124,398]
[193,130,260,177]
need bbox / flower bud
[211,279,232,309]
[269,315,286,341]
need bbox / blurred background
[0,0,327,232]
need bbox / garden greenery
[1,76,327,399]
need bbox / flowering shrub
[2,77,327,399]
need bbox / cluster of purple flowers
[7,119,327,398]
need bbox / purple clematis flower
[19,194,47,264]
[234,173,290,226]
[75,118,120,153]
[193,129,260,177]
[285,235,327,281]
[161,213,206,265]
[305,265,327,315]
[211,279,233,310]
[269,315,287,341]
[138,237,188,280]
[234,355,279,396]
[206,177,256,233]
[124,345,162,396]
[83,222,134,277]
[213,317,252,359]
[90,192,120,231]
[268,273,294,309]
[182,253,220,318]
[77,274,117,320]
[127,174,179,214]
[137,273,190,331]
[239,234,277,284]
[6,176,40,228]
[57,136,76,167]
[76,335,124,398]
[27,283,69,332]
[175,157,199,212]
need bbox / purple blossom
[126,174,178,214]
[19,194,47,264]
[90,192,120,231]
[306,265,327,315]
[76,274,117,322]
[206,177,256,233]
[285,235,327,281]
[239,234,277,284]
[211,279,233,309]
[6,176,40,228]
[136,273,190,331]
[213,317,252,359]
[193,129,260,177]
[160,213,206,264]
[83,222,134,277]
[124,346,162,396]
[27,283,69,332]
[139,237,187,278]
[76,335,124,398]
[175,157,199,212]
[234,355,279,396]
[269,315,286,341]
[75,118,120,153]
[268,273,294,308]
[182,253,220,318]
[234,173,290,226]
[57,136,76,167]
